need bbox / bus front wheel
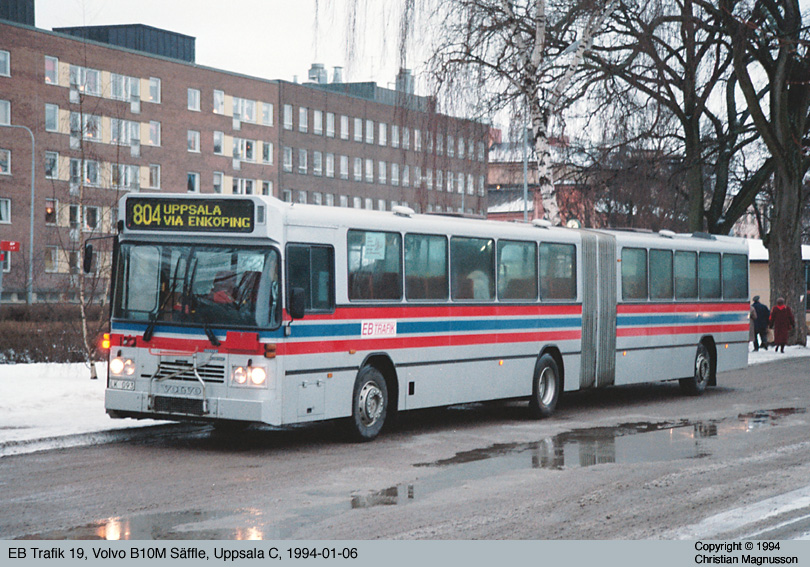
[528,354,560,419]
[348,366,388,442]
[680,343,711,395]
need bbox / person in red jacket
[769,297,795,353]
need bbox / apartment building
[0,16,488,302]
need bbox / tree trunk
[768,170,807,345]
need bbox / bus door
[579,232,617,389]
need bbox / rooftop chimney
[332,66,343,84]
[395,68,414,94]
[308,63,328,84]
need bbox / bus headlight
[231,365,269,387]
[110,357,135,376]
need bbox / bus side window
[621,247,648,301]
[539,242,577,300]
[498,240,537,301]
[722,253,748,300]
[347,230,402,301]
[405,233,448,300]
[674,250,697,299]
[698,252,721,299]
[451,237,495,300]
[649,249,673,300]
[287,244,334,312]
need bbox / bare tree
[709,0,810,345]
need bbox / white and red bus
[97,193,749,440]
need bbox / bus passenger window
[405,234,448,300]
[649,249,673,300]
[287,244,334,312]
[539,242,576,300]
[698,252,721,299]
[722,253,748,300]
[451,237,495,300]
[621,248,648,300]
[498,240,537,300]
[674,250,697,299]
[347,230,402,300]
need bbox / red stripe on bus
[276,329,583,356]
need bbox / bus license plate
[110,379,135,391]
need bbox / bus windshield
[113,243,281,329]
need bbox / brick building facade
[0,18,488,302]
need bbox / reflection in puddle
[20,408,805,538]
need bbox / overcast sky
[35,0,417,88]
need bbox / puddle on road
[19,407,805,539]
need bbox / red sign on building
[0,241,21,252]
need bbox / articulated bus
[98,193,749,440]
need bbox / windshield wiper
[203,321,221,347]
[143,256,183,343]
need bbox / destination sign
[125,197,254,233]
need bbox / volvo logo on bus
[161,384,203,396]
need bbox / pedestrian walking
[751,296,770,351]
[769,297,795,353]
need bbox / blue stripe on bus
[617,312,746,327]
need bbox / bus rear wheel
[528,354,560,419]
[348,366,388,442]
[680,343,711,395]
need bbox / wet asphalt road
[2,356,810,540]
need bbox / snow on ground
[1,345,808,457]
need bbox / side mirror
[289,287,306,320]
[83,243,94,273]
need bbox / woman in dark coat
[769,297,795,353]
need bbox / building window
[262,181,272,196]
[391,163,399,186]
[283,147,293,172]
[110,119,138,145]
[365,119,374,144]
[45,198,57,225]
[283,105,293,130]
[83,206,100,231]
[365,158,373,183]
[299,107,308,133]
[353,157,362,181]
[262,141,273,164]
[44,151,59,179]
[262,102,273,126]
[448,135,455,157]
[298,149,308,174]
[415,129,422,152]
[313,110,323,135]
[70,113,102,141]
[148,121,161,146]
[148,77,161,103]
[0,149,9,175]
[149,164,161,189]
[283,189,293,202]
[213,131,224,154]
[234,97,256,122]
[353,196,362,208]
[354,117,363,142]
[187,88,201,111]
[45,56,58,84]
[339,195,348,207]
[213,90,225,114]
[379,123,387,146]
[45,246,58,273]
[326,112,335,137]
[233,178,254,195]
[313,151,323,176]
[298,191,307,204]
[326,153,335,178]
[213,171,223,194]
[0,50,9,77]
[403,166,410,187]
[187,130,200,152]
[340,115,349,140]
[403,127,410,150]
[313,192,323,205]
[340,155,349,180]
[378,161,386,184]
[392,125,399,148]
[234,138,255,161]
[0,100,8,125]
[187,172,200,193]
[325,194,335,206]
[0,197,9,224]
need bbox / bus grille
[146,360,226,383]
[153,395,205,415]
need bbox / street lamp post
[0,124,36,304]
